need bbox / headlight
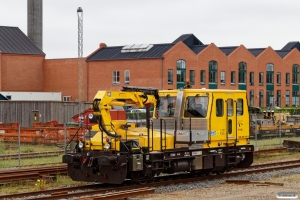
[88,113,93,119]
[105,143,110,149]
[78,142,84,148]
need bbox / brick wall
[43,58,86,101]
[1,54,44,91]
[87,59,162,100]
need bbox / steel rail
[75,187,155,200]
[0,165,67,183]
[254,147,287,154]
[0,150,65,160]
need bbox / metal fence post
[18,123,21,168]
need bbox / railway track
[0,150,65,160]
[254,147,287,154]
[1,159,300,199]
[0,165,66,183]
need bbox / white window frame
[124,70,130,84]
[200,70,205,84]
[259,72,264,85]
[113,71,120,85]
[231,71,235,85]
[250,72,254,86]
[286,73,290,85]
[277,72,281,85]
[168,69,173,84]
[63,96,71,102]
[220,71,225,84]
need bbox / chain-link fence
[250,109,300,150]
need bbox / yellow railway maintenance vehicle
[63,86,254,184]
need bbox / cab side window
[227,99,233,116]
[237,99,243,116]
[216,99,223,117]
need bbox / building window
[292,90,299,106]
[266,90,274,107]
[250,90,254,106]
[259,90,264,107]
[190,70,195,85]
[168,69,173,84]
[259,72,264,85]
[292,64,299,84]
[200,70,205,84]
[286,90,290,107]
[250,72,254,85]
[63,96,71,102]
[277,72,281,85]
[238,62,246,84]
[286,73,290,85]
[209,60,218,83]
[231,71,235,84]
[124,70,130,84]
[276,90,281,107]
[112,71,120,84]
[266,63,274,84]
[220,71,225,84]
[177,60,186,83]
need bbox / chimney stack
[27,0,43,50]
[100,43,107,48]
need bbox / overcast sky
[1,0,300,59]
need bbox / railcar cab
[154,88,251,149]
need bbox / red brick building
[1,26,300,108]
[85,34,300,108]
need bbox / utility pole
[77,7,84,126]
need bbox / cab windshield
[158,96,176,117]
[184,96,208,118]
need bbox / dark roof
[189,45,208,54]
[87,43,174,61]
[87,34,207,61]
[219,46,238,56]
[275,50,290,58]
[247,48,265,57]
[0,26,45,55]
[172,34,203,46]
[87,34,300,61]
[281,41,300,51]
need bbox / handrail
[160,118,167,151]
[150,119,154,152]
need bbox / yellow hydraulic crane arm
[92,86,160,138]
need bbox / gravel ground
[135,167,300,200]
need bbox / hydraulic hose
[98,115,121,138]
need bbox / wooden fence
[0,101,91,127]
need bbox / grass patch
[0,141,63,169]
[250,136,300,150]
[253,151,300,163]
[0,175,86,195]
[0,139,5,154]
[0,140,62,154]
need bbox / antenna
[77,7,84,126]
